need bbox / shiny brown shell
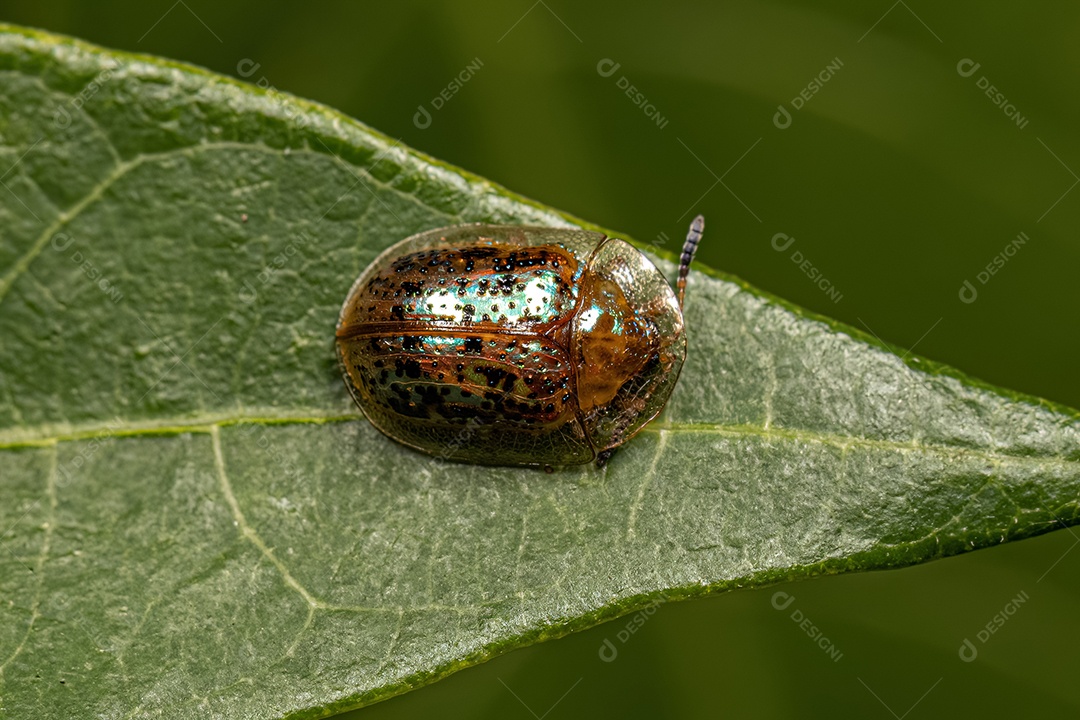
[336,224,689,466]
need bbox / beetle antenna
[677,214,704,309]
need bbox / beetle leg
[677,215,705,309]
[595,448,616,468]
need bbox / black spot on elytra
[464,336,483,353]
[460,246,500,259]
[492,249,549,272]
[478,366,507,388]
[400,281,423,297]
[402,335,420,352]
[390,305,405,320]
[418,384,443,406]
[403,359,422,379]
[387,396,429,418]
[435,403,482,421]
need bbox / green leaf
[0,24,1077,719]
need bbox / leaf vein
[0,445,58,679]
[210,424,322,609]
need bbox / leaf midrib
[1,412,1075,468]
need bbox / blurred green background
[5,1,1078,716]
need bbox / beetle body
[336,223,698,466]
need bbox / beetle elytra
[336,217,704,467]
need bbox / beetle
[335,216,704,467]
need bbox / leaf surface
[0,26,1077,719]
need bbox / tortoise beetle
[335,216,704,467]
